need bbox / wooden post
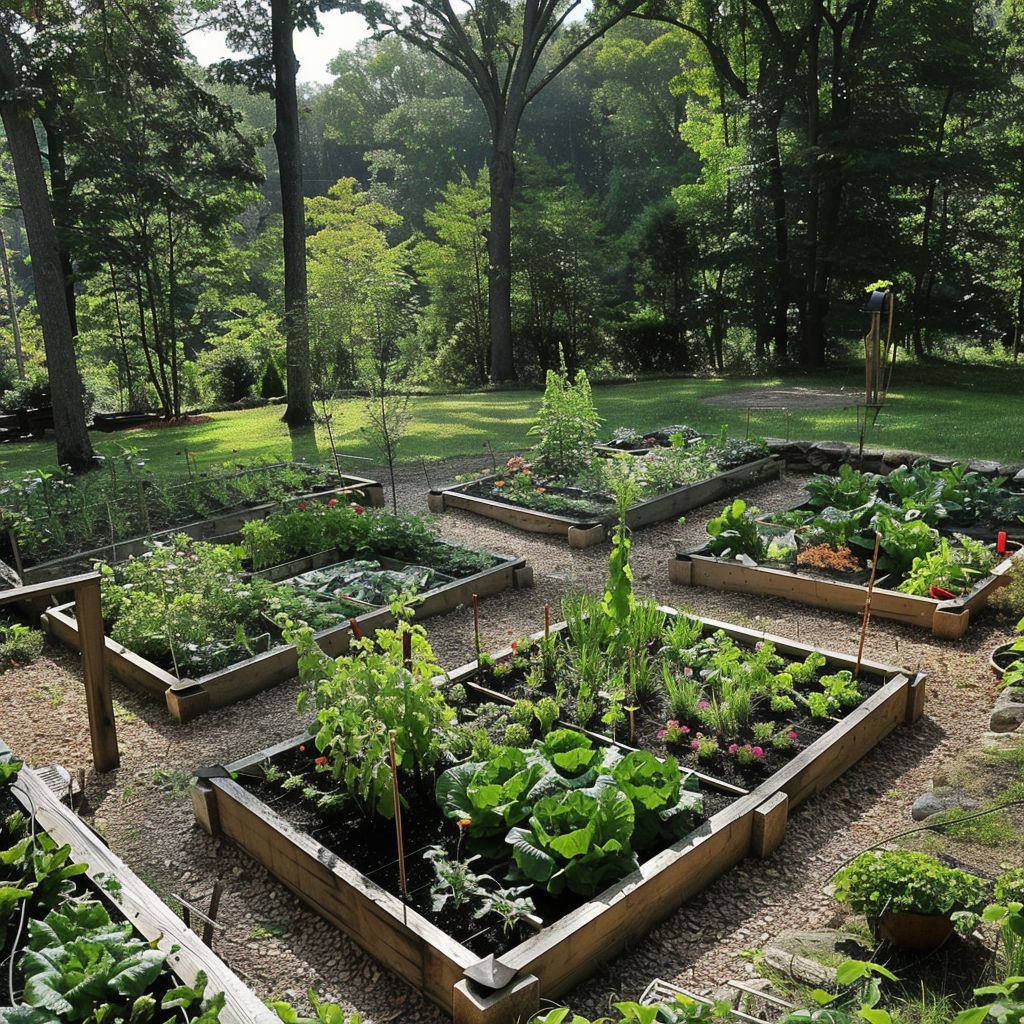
[202,880,224,946]
[855,532,882,678]
[76,576,119,771]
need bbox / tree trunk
[41,115,77,338]
[765,106,790,362]
[0,226,24,378]
[272,0,314,426]
[0,31,93,471]
[487,143,516,382]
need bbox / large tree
[197,0,338,426]
[0,12,94,471]
[358,0,646,381]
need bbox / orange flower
[495,480,506,487]
[535,487,546,494]
[457,818,472,829]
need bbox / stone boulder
[911,786,978,821]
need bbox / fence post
[76,575,119,772]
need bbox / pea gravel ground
[0,455,1011,1020]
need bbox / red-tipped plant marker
[997,531,1008,556]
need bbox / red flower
[314,756,328,766]
[298,501,308,512]
[299,745,306,753]
[327,498,338,507]
[352,504,365,515]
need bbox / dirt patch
[707,387,857,410]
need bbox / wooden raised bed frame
[10,470,385,585]
[192,611,925,1024]
[1,744,276,1024]
[427,457,782,549]
[42,547,533,723]
[669,543,1023,639]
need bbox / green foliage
[294,621,454,818]
[706,499,768,561]
[529,369,602,478]
[0,618,44,670]
[897,535,998,596]
[833,850,989,919]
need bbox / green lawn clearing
[1,361,1021,481]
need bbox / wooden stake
[202,880,224,946]
[387,730,408,908]
[401,629,412,671]
[855,532,882,678]
[544,601,550,638]
[6,526,24,583]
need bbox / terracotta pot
[991,642,1023,678]
[877,911,955,952]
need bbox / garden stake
[387,730,408,916]
[544,601,550,638]
[472,593,481,676]
[855,531,882,678]
[626,705,638,745]
[350,617,362,641]
[136,478,151,537]
[321,397,343,480]
[402,628,412,670]
[420,458,433,490]
[5,528,24,583]
[482,440,497,472]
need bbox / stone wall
[766,438,1024,484]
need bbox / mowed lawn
[1,362,1021,480]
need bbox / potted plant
[833,850,989,952]
[990,616,1024,681]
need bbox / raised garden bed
[43,526,531,722]
[593,424,704,457]
[192,605,923,1024]
[668,461,1024,638]
[0,740,276,1024]
[92,410,163,432]
[429,456,782,549]
[2,457,385,584]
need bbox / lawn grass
[1,360,1021,480]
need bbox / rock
[997,463,1023,479]
[969,459,1001,475]
[990,690,1024,733]
[979,731,1024,752]
[762,929,866,987]
[1015,468,1024,486]
[911,786,978,821]
[883,449,929,468]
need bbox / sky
[186,10,369,85]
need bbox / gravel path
[0,455,1008,1021]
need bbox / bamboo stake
[387,730,408,916]
[855,532,882,677]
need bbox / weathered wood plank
[11,765,276,1024]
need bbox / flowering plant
[729,743,765,767]
[657,719,691,744]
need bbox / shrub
[260,357,285,398]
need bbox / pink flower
[327,498,338,507]
[352,504,365,515]
[788,730,798,740]
[698,700,709,709]
[683,666,693,677]
[751,746,764,758]
[657,728,667,739]
[690,739,700,750]
[680,725,691,734]
[728,743,738,755]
